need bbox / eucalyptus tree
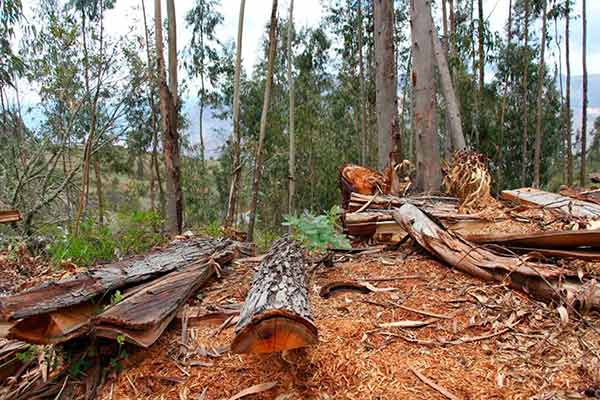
[580,0,588,186]
[185,0,224,169]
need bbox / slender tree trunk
[225,0,246,227]
[441,0,448,48]
[155,0,182,234]
[93,158,105,224]
[374,0,399,170]
[533,0,548,188]
[580,0,588,186]
[198,19,206,170]
[411,0,441,191]
[565,0,573,186]
[431,12,466,151]
[477,0,484,140]
[287,0,296,217]
[521,0,531,186]
[497,0,513,190]
[357,0,368,166]
[247,0,278,242]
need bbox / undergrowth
[48,210,164,266]
[283,206,351,252]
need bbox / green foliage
[68,355,91,378]
[111,290,123,305]
[283,206,350,252]
[48,211,164,266]
[16,345,38,363]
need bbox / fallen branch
[408,365,461,400]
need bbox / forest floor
[81,247,600,400]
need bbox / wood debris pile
[442,150,494,210]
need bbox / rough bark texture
[156,0,183,235]
[497,0,513,189]
[393,204,600,311]
[224,0,246,227]
[0,239,239,321]
[287,0,296,217]
[411,0,441,191]
[580,0,588,186]
[430,10,466,151]
[464,229,600,249]
[374,0,399,170]
[533,0,548,188]
[231,238,317,354]
[565,0,573,185]
[247,0,278,242]
[521,0,531,186]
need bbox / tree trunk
[477,0,484,138]
[393,204,600,311]
[580,0,588,186]
[441,0,448,48]
[287,0,296,217]
[155,0,183,234]
[374,0,399,170]
[520,0,531,186]
[358,0,368,166]
[410,0,441,191]
[565,0,573,186]
[224,0,246,227]
[0,239,244,321]
[231,238,317,354]
[533,0,548,188]
[497,0,513,190]
[93,158,104,225]
[430,11,466,151]
[247,0,278,242]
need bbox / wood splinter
[231,238,318,354]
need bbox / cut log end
[231,310,318,354]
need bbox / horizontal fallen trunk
[465,229,600,249]
[393,204,600,310]
[501,188,600,219]
[0,210,20,224]
[231,238,317,354]
[347,192,458,213]
[509,247,600,261]
[0,238,243,321]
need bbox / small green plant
[110,335,128,372]
[283,206,351,252]
[111,290,124,305]
[16,345,38,363]
[68,355,91,378]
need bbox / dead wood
[501,188,600,219]
[0,210,21,224]
[339,164,388,208]
[0,238,247,321]
[465,229,600,249]
[231,238,318,354]
[393,204,600,311]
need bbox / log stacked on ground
[0,238,253,347]
[231,237,317,354]
[0,210,20,224]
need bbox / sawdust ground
[96,250,600,400]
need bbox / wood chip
[379,318,438,329]
[408,365,461,400]
[225,381,277,400]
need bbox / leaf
[225,381,277,400]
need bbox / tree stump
[231,238,317,354]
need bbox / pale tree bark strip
[231,238,317,353]
[225,0,246,227]
[247,0,278,242]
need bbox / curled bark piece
[231,238,317,354]
[393,204,600,311]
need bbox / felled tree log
[394,204,600,310]
[231,238,317,354]
[339,164,388,208]
[465,229,600,249]
[0,239,240,320]
[0,210,20,224]
[501,188,600,219]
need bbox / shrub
[283,206,351,252]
